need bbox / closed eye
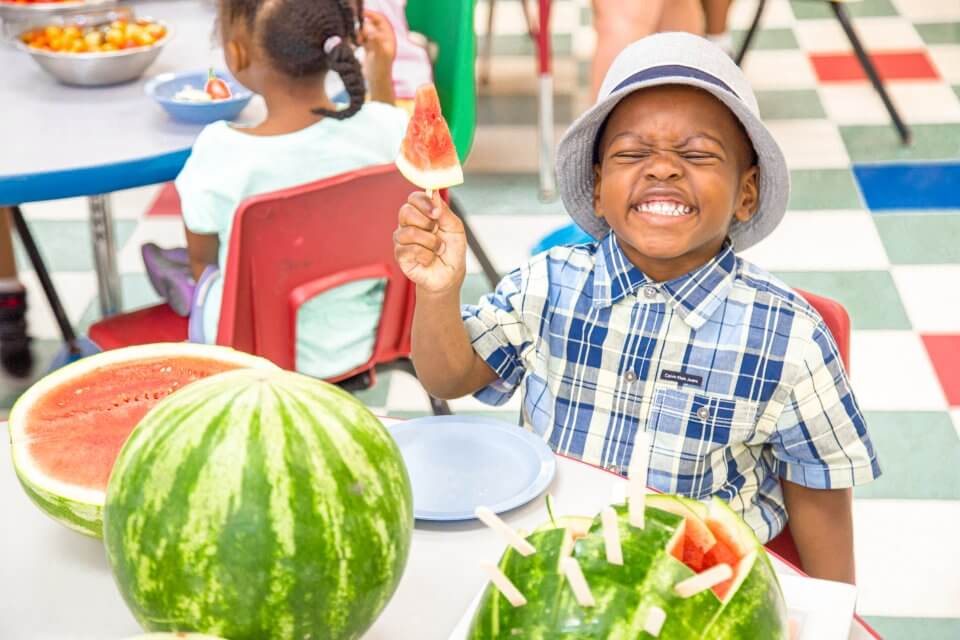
[679,152,719,162]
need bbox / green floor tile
[854,411,960,500]
[477,94,574,126]
[841,124,960,163]
[757,89,826,120]
[453,173,571,216]
[862,616,960,640]
[915,21,960,46]
[731,27,799,51]
[873,212,960,264]
[579,5,591,27]
[790,0,896,19]
[773,271,910,330]
[77,272,163,334]
[787,169,864,210]
[491,33,572,57]
[13,220,137,273]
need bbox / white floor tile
[18,186,160,222]
[849,331,947,411]
[951,409,960,440]
[729,0,795,30]
[464,125,569,173]
[819,82,960,125]
[928,45,960,84]
[766,119,850,169]
[891,0,960,21]
[891,265,960,334]
[385,369,439,411]
[479,57,581,95]
[740,210,890,271]
[743,50,818,90]
[795,17,924,54]
[854,499,960,618]
[21,271,97,341]
[117,217,188,275]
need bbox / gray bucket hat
[557,32,789,251]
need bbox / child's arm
[185,228,219,281]
[394,192,498,398]
[361,10,397,106]
[782,481,855,584]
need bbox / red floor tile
[921,335,960,407]
[145,182,182,216]
[810,51,940,82]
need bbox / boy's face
[593,85,759,282]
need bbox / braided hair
[220,0,367,119]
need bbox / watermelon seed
[350,482,365,495]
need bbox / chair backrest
[216,164,416,381]
[406,0,476,162]
[795,288,851,373]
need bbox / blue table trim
[0,148,191,205]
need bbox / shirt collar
[592,232,738,330]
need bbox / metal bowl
[16,19,171,86]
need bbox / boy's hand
[394,191,466,295]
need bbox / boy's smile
[593,85,759,283]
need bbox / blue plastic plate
[145,70,254,125]
[387,416,557,521]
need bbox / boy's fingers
[398,202,436,231]
[435,200,465,234]
[395,244,436,268]
[393,225,443,253]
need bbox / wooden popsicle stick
[629,431,651,529]
[643,606,667,637]
[560,557,596,607]
[480,563,527,607]
[600,507,623,566]
[475,506,536,556]
[674,563,734,598]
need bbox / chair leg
[480,0,497,85]
[829,1,911,145]
[447,194,501,289]
[734,0,767,66]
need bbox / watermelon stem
[545,493,558,528]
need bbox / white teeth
[635,202,693,217]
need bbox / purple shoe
[141,243,196,317]
[161,246,190,265]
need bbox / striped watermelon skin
[468,502,787,639]
[103,369,413,640]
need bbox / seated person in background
[393,33,880,584]
[142,0,408,379]
[0,207,31,377]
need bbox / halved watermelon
[8,343,276,537]
[395,83,463,190]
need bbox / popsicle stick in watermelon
[395,84,464,196]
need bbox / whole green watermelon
[103,368,413,640]
[468,495,788,639]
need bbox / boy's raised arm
[394,192,498,399]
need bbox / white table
[0,0,264,315]
[0,419,878,639]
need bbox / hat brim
[556,77,789,251]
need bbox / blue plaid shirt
[462,233,880,542]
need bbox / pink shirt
[365,0,433,99]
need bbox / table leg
[536,0,557,202]
[87,194,123,317]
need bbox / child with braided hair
[142,0,407,379]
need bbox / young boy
[393,33,879,584]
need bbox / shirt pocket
[646,386,760,499]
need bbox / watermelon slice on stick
[396,83,463,194]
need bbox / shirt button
[697,406,711,420]
[625,370,637,382]
[643,285,658,299]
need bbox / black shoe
[0,288,33,377]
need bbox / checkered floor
[4,0,959,636]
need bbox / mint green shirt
[176,102,408,379]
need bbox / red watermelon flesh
[26,357,241,492]
[660,506,745,599]
[395,83,463,190]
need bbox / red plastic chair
[764,288,852,570]
[89,164,448,412]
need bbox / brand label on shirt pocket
[646,386,760,497]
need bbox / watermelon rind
[396,149,464,191]
[467,500,788,639]
[103,368,414,640]
[8,343,277,538]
